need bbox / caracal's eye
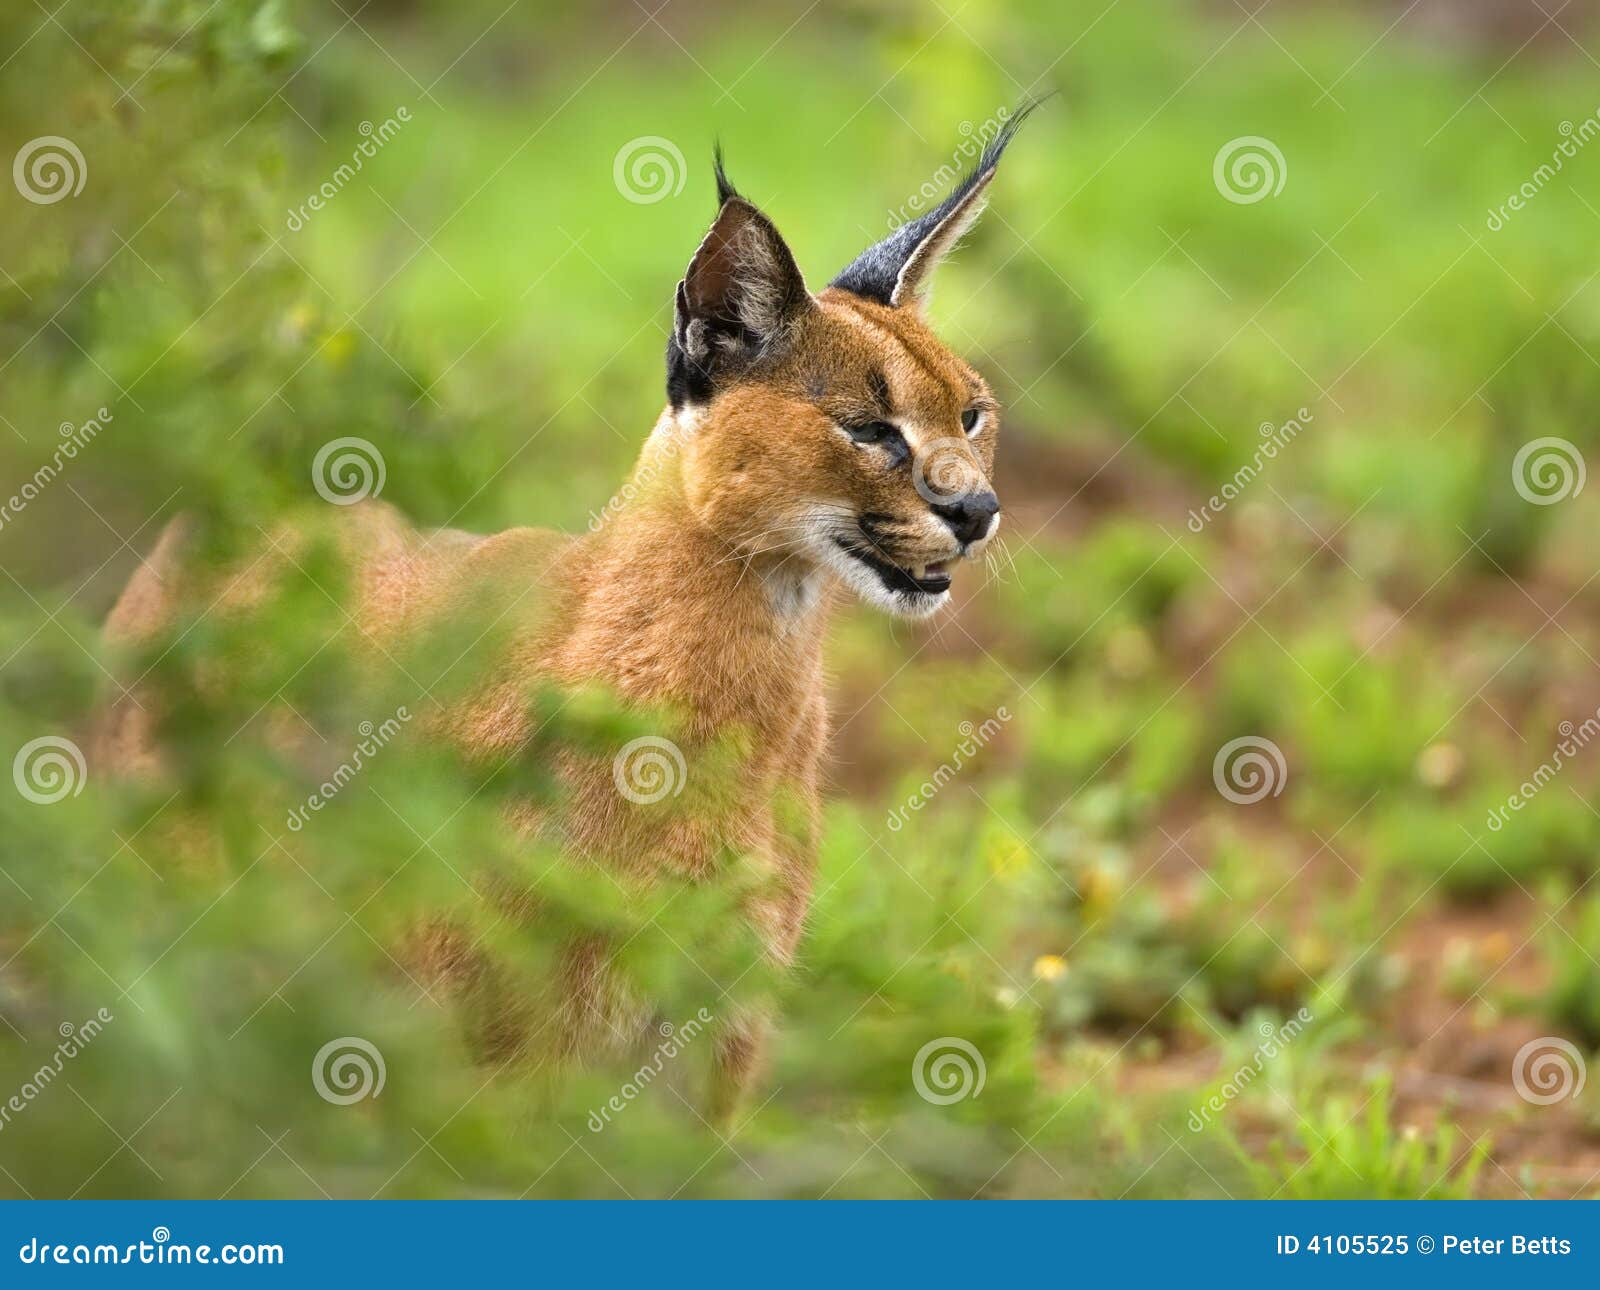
[961,408,982,435]
[847,420,901,447]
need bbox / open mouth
[836,539,952,596]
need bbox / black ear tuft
[666,154,812,408]
[832,98,1045,309]
[712,142,739,207]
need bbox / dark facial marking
[866,368,892,417]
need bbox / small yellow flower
[1293,933,1331,977]
[1080,863,1121,914]
[984,831,1031,880]
[1105,624,1156,679]
[1032,954,1068,982]
[1107,624,1158,681]
[1416,741,1464,790]
[320,327,356,368]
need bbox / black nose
[931,490,1000,546]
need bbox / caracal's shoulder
[340,502,563,630]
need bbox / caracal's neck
[561,406,834,728]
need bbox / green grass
[1238,1077,1491,1200]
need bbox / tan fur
[103,253,1002,1116]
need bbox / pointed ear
[832,101,1041,310]
[666,153,812,408]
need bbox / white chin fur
[880,586,951,620]
[810,536,952,620]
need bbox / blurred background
[2,0,1600,1198]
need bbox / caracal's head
[666,108,1036,619]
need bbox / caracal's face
[668,114,1032,616]
[685,289,1001,620]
